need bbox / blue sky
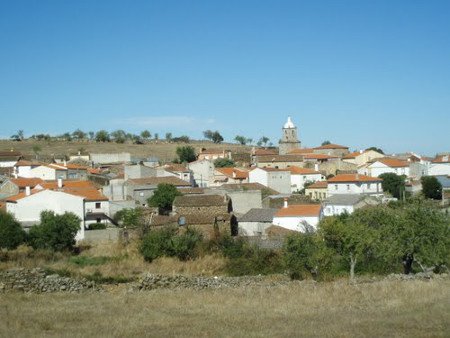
[0,0,449,155]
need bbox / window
[95,202,101,209]
[367,183,371,189]
[347,184,350,191]
[335,185,338,190]
[96,218,101,223]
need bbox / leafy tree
[366,146,384,154]
[214,158,235,168]
[140,130,151,140]
[72,129,86,141]
[32,145,42,160]
[204,130,223,143]
[154,133,159,140]
[379,173,406,199]
[284,228,331,280]
[140,227,177,262]
[203,130,214,141]
[114,208,143,228]
[380,200,449,274]
[234,135,247,145]
[88,131,95,140]
[111,130,127,144]
[172,135,190,143]
[147,184,182,213]
[421,176,442,200]
[61,132,72,141]
[320,216,379,280]
[257,136,270,147]
[11,130,25,141]
[28,211,81,251]
[95,130,110,142]
[0,211,26,249]
[165,132,172,141]
[246,138,253,145]
[176,146,197,163]
[321,140,331,146]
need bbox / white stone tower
[279,116,301,155]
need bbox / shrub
[0,211,26,249]
[140,227,177,262]
[28,211,81,252]
[87,222,107,230]
[171,228,203,261]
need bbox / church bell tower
[279,116,301,155]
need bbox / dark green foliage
[203,130,224,143]
[321,140,331,146]
[234,135,247,145]
[147,184,182,213]
[379,173,406,199]
[365,146,384,154]
[214,158,235,168]
[140,227,203,262]
[95,130,110,142]
[0,211,26,249]
[87,222,107,230]
[114,208,143,227]
[284,229,331,280]
[28,211,81,252]
[421,176,442,200]
[176,146,197,163]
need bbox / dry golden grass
[0,139,250,162]
[1,278,449,337]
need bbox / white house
[359,158,410,177]
[159,164,193,185]
[272,200,323,232]
[6,179,112,241]
[342,149,385,166]
[0,151,22,168]
[6,189,86,241]
[288,166,325,193]
[323,194,380,217]
[249,167,291,194]
[428,155,450,176]
[29,163,68,180]
[327,174,383,196]
[13,160,41,178]
[238,208,278,236]
[188,159,215,187]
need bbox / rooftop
[128,176,191,186]
[307,181,328,189]
[173,194,228,207]
[314,143,349,150]
[328,174,382,183]
[275,204,322,217]
[239,208,278,223]
[287,166,321,175]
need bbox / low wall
[83,228,120,242]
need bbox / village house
[124,164,157,180]
[249,167,291,194]
[238,208,278,236]
[272,200,323,232]
[124,176,192,206]
[287,166,325,193]
[327,174,383,196]
[188,159,215,187]
[0,150,22,169]
[359,158,410,177]
[305,181,328,201]
[322,194,380,217]
[312,143,350,157]
[251,148,278,164]
[213,167,249,185]
[197,148,232,161]
[5,179,111,241]
[342,149,385,166]
[0,177,44,198]
[254,154,304,169]
[159,164,193,184]
[428,155,450,176]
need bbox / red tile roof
[253,148,278,156]
[328,174,382,183]
[432,155,450,163]
[314,143,349,150]
[374,157,409,168]
[275,204,322,217]
[216,167,249,179]
[128,176,191,186]
[287,148,315,155]
[307,181,328,189]
[10,177,44,188]
[287,166,321,175]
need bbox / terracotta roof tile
[275,204,322,217]
[374,157,409,168]
[287,148,315,155]
[307,181,328,189]
[11,178,44,188]
[128,176,191,186]
[432,155,450,163]
[303,154,339,160]
[173,194,228,207]
[328,174,382,183]
[287,166,321,175]
[216,167,249,179]
[314,143,349,150]
[253,148,278,156]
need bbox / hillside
[0,140,252,163]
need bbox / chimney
[283,198,288,208]
[58,178,63,189]
[25,186,31,196]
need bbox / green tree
[61,132,72,141]
[258,136,270,147]
[203,130,214,141]
[88,131,95,140]
[95,130,110,142]
[148,184,182,213]
[284,228,331,280]
[321,140,331,146]
[366,146,384,154]
[165,132,172,141]
[0,211,26,249]
[72,129,86,141]
[10,130,25,141]
[379,173,406,199]
[140,227,177,262]
[421,176,442,200]
[214,158,235,168]
[111,130,127,144]
[176,146,197,163]
[32,145,42,160]
[114,208,143,228]
[154,133,159,140]
[28,211,81,251]
[140,130,151,141]
[234,135,247,145]
[204,130,223,143]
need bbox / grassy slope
[1,278,449,337]
[0,140,251,163]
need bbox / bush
[28,211,81,252]
[171,228,203,261]
[87,222,107,230]
[140,227,177,262]
[0,211,26,249]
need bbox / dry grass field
[1,278,449,337]
[0,139,250,163]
